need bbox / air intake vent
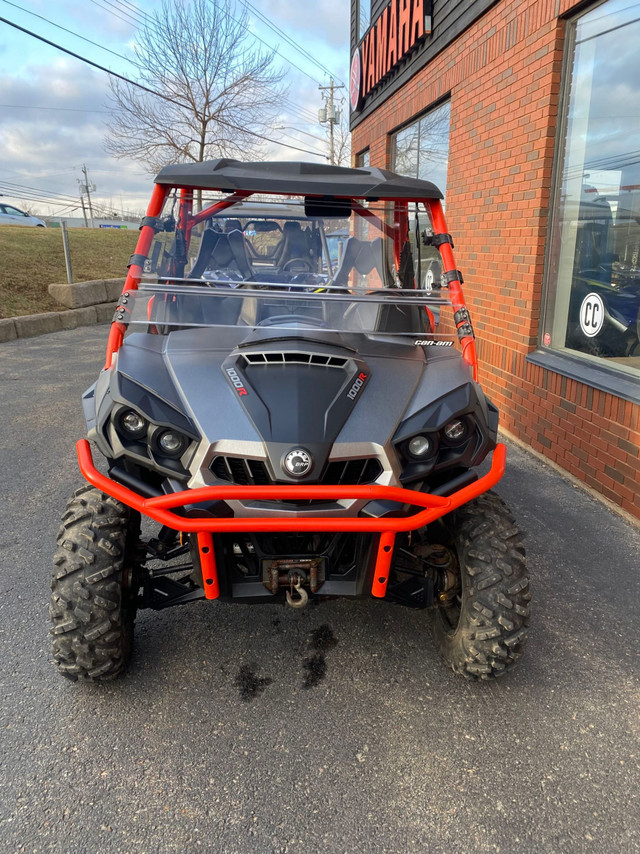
[241,351,349,368]
[211,455,382,486]
[322,458,383,485]
[211,456,271,485]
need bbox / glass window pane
[392,100,450,196]
[358,1,371,41]
[418,101,450,194]
[393,124,420,179]
[544,0,640,374]
[392,102,451,290]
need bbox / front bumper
[76,439,506,601]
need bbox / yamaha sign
[351,0,433,112]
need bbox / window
[391,100,450,196]
[357,0,371,41]
[356,149,370,168]
[392,101,451,291]
[541,0,640,381]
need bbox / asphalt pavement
[1,325,639,854]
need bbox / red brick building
[350,0,640,519]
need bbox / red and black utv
[50,160,530,682]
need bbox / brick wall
[352,0,640,520]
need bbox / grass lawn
[0,226,139,318]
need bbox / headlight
[119,409,147,438]
[407,434,432,458]
[157,429,188,457]
[443,419,467,442]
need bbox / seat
[272,221,313,269]
[332,237,386,287]
[189,229,222,279]
[189,230,254,281]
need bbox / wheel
[50,485,141,682]
[432,491,530,679]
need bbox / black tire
[50,485,140,682]
[432,491,530,679]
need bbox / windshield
[123,195,458,344]
[120,282,457,345]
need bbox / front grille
[211,455,383,485]
[211,456,271,485]
[241,351,349,368]
[322,458,383,484]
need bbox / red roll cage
[87,175,492,604]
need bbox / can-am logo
[414,340,453,346]
[347,371,368,400]
[226,367,248,396]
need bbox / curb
[0,303,115,343]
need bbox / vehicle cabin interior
[142,194,434,337]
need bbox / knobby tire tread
[433,491,530,680]
[50,485,136,682]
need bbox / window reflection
[546,0,640,371]
[358,0,371,40]
[392,101,451,291]
[392,101,450,196]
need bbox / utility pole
[78,164,95,228]
[318,79,345,165]
[79,194,88,228]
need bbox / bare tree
[332,106,352,167]
[106,0,286,175]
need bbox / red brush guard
[76,439,506,602]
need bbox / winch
[261,557,325,607]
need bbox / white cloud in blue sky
[0,0,349,216]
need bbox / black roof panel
[154,159,443,200]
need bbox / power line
[0,180,137,217]
[0,15,177,103]
[0,180,83,203]
[86,0,142,31]
[0,0,135,65]
[242,0,347,88]
[2,0,323,130]
[0,14,326,158]
[96,0,328,91]
[0,103,110,114]
[115,0,321,122]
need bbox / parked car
[0,203,46,227]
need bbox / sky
[0,0,350,219]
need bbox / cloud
[0,61,152,215]
[0,2,350,216]
[257,0,349,50]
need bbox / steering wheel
[282,258,313,273]
[256,314,326,328]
